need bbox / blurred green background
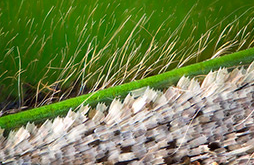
[1,0,254,111]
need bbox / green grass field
[1,0,254,112]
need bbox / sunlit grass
[0,0,254,112]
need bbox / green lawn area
[1,0,254,111]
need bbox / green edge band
[1,48,254,131]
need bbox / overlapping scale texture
[1,62,254,164]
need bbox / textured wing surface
[1,62,254,164]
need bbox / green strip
[0,48,254,131]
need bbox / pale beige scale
[1,62,254,164]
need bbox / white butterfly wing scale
[0,61,254,164]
